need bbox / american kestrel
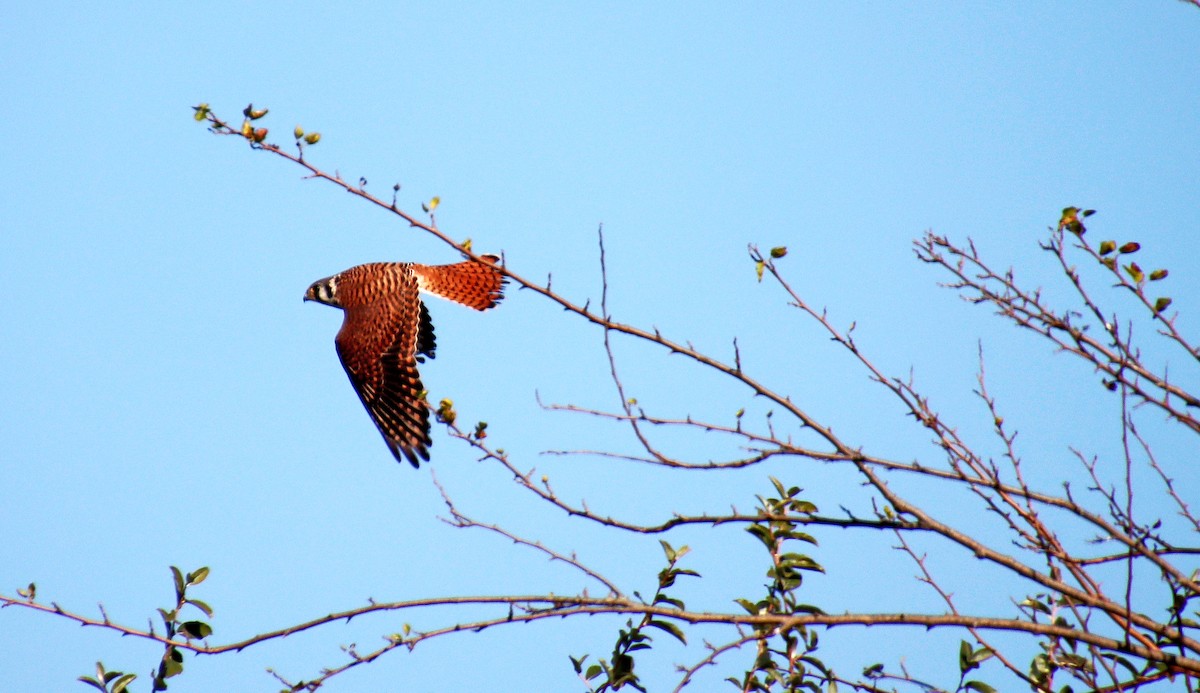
[304,255,505,466]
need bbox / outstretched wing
[412,255,506,311]
[334,268,431,467]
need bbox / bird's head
[304,275,341,307]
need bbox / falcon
[304,255,506,466]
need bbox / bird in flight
[304,255,506,466]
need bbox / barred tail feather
[413,255,506,311]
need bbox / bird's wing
[335,281,431,467]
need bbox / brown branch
[13,586,1200,687]
[431,470,623,596]
[190,111,1200,689]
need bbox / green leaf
[790,499,818,514]
[653,594,685,610]
[1123,262,1144,284]
[1149,269,1169,281]
[646,619,687,645]
[1154,297,1172,314]
[964,681,997,693]
[585,664,602,680]
[161,646,184,679]
[77,677,107,692]
[1020,597,1050,614]
[778,552,824,571]
[247,108,268,120]
[1099,652,1140,679]
[1118,242,1140,254]
[612,653,634,677]
[1098,240,1115,256]
[178,620,212,639]
[186,567,210,586]
[755,260,765,282]
[111,673,138,693]
[769,246,788,259]
[1030,652,1053,677]
[780,530,819,545]
[746,523,775,549]
[303,132,321,145]
[170,566,185,600]
[186,598,214,618]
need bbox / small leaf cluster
[860,640,995,693]
[1088,217,1174,316]
[193,102,322,149]
[1020,593,1096,690]
[957,640,996,693]
[1058,207,1095,235]
[16,581,35,601]
[436,398,456,425]
[754,246,788,282]
[152,566,213,691]
[78,661,136,693]
[572,541,697,692]
[731,478,831,692]
[239,103,270,143]
[293,124,321,145]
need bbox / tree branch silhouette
[5,105,1196,692]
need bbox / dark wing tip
[388,438,431,468]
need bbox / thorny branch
[5,109,1196,692]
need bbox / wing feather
[334,267,432,467]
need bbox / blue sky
[2,3,1198,691]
